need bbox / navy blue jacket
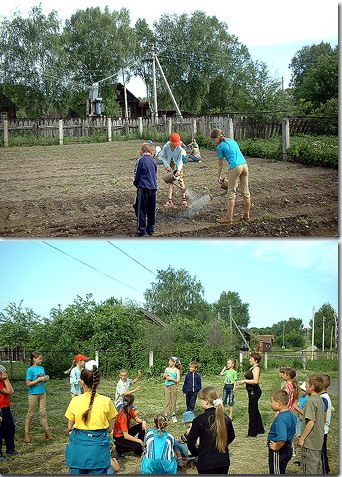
[133,154,157,190]
[182,372,202,394]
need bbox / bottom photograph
[0,239,338,475]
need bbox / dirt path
[0,140,338,237]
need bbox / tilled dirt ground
[0,140,338,237]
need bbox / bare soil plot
[0,140,338,237]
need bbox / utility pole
[229,305,233,333]
[282,323,285,349]
[154,54,183,118]
[322,316,325,352]
[311,307,315,360]
[330,326,333,351]
[122,70,129,121]
[151,46,158,124]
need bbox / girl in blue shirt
[24,351,54,443]
[211,129,251,224]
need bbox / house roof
[256,335,275,344]
[142,309,167,328]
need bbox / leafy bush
[287,136,338,168]
[305,359,338,372]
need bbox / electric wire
[41,241,143,293]
[107,241,156,276]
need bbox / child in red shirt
[0,364,20,460]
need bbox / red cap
[74,354,90,362]
[170,132,181,146]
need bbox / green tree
[144,266,209,320]
[0,301,40,352]
[310,303,337,350]
[0,6,66,116]
[289,42,338,115]
[214,291,250,328]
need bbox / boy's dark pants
[0,406,16,454]
[321,434,330,473]
[186,392,198,412]
[135,188,156,235]
[268,441,292,474]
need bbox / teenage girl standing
[187,386,235,474]
[65,360,117,474]
[210,128,251,224]
[163,357,181,422]
[279,367,298,411]
[24,351,54,443]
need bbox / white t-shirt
[115,378,134,408]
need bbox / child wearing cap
[70,354,90,397]
[174,411,197,468]
[133,142,158,237]
[158,132,188,207]
[292,381,310,464]
[0,364,20,460]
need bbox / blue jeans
[185,392,198,411]
[188,154,201,162]
[174,441,188,457]
[222,384,234,406]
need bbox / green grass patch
[2,366,338,475]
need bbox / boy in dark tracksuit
[268,390,296,474]
[133,143,157,237]
[182,362,202,412]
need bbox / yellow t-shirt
[65,392,117,430]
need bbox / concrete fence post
[167,117,172,136]
[191,118,197,139]
[264,351,268,371]
[3,119,9,147]
[282,118,290,161]
[107,118,112,142]
[59,119,63,145]
[149,350,154,367]
[138,117,143,137]
[227,117,234,139]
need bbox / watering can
[220,178,229,190]
[163,171,180,184]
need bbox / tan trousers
[227,163,250,200]
[26,392,47,420]
[164,384,178,415]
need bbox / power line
[107,241,156,276]
[41,241,143,294]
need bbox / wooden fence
[1,114,337,154]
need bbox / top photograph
[0,0,338,238]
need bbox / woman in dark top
[237,352,264,437]
[187,386,235,474]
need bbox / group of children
[133,128,250,237]
[0,351,335,475]
[133,133,201,237]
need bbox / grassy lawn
[1,369,338,474]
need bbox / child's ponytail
[29,351,42,366]
[154,414,168,437]
[81,362,100,424]
[199,386,228,453]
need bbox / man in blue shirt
[268,390,297,474]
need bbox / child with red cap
[70,354,90,397]
[158,132,188,207]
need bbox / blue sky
[0,240,338,329]
[0,0,337,95]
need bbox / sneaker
[163,415,168,421]
[163,201,174,208]
[292,450,296,457]
[177,457,184,467]
[117,453,126,458]
[171,415,177,422]
[182,200,188,207]
[6,450,21,456]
